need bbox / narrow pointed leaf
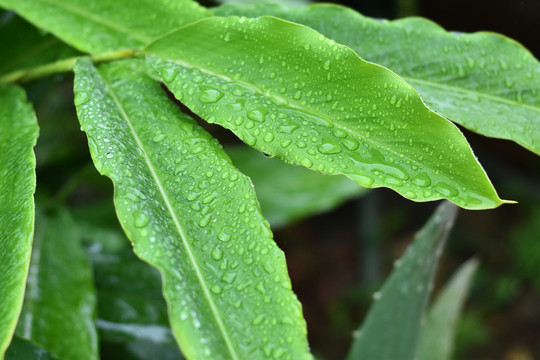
[226,146,365,228]
[214,3,540,154]
[0,85,38,357]
[418,258,479,360]
[5,336,59,360]
[16,210,98,360]
[347,201,458,360]
[74,58,311,360]
[146,16,504,209]
[0,0,210,54]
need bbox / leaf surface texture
[146,16,503,209]
[74,58,311,360]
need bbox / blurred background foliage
[6,0,539,359]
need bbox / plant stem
[0,49,138,84]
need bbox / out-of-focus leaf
[0,85,38,357]
[0,13,80,75]
[74,58,312,359]
[147,16,505,209]
[418,258,479,360]
[347,201,458,360]
[214,3,540,155]
[226,146,365,228]
[4,336,59,360]
[72,200,182,358]
[0,0,210,53]
[16,210,98,360]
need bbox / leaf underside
[146,15,504,209]
[74,58,311,360]
[347,201,458,360]
[214,3,540,155]
[0,84,38,357]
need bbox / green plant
[0,1,538,359]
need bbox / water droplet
[160,67,178,82]
[252,314,265,325]
[341,138,359,151]
[199,86,224,103]
[152,132,166,142]
[211,247,223,260]
[411,173,431,187]
[218,232,231,242]
[317,138,342,154]
[247,108,267,122]
[134,211,149,228]
[74,91,89,106]
[349,174,374,187]
[433,182,458,197]
[323,59,331,70]
[300,158,313,167]
[210,284,222,294]
[372,291,381,300]
[199,215,212,227]
[280,139,292,148]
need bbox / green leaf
[0,84,38,357]
[146,16,505,210]
[0,13,80,76]
[0,0,210,54]
[418,258,479,360]
[16,209,98,360]
[226,146,365,228]
[5,336,59,360]
[213,3,540,155]
[347,201,458,360]
[74,58,312,360]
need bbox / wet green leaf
[347,201,458,360]
[74,58,312,360]
[0,0,210,54]
[226,146,365,228]
[16,210,98,360]
[0,85,38,357]
[5,336,59,360]
[418,258,479,360]
[214,3,540,155]
[146,16,505,210]
[0,13,80,76]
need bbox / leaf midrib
[100,73,239,360]
[38,0,150,44]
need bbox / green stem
[0,49,138,84]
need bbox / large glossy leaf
[226,146,365,228]
[0,0,210,54]
[146,16,505,210]
[0,13,80,76]
[74,58,311,360]
[418,258,479,360]
[347,201,458,360]
[16,210,98,360]
[214,3,540,155]
[0,85,38,357]
[5,336,59,360]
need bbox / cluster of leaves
[0,0,538,359]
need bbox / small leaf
[213,3,540,155]
[0,0,210,53]
[347,201,458,360]
[226,146,365,228]
[16,209,98,360]
[74,58,312,359]
[146,16,505,209]
[418,258,479,360]
[0,84,38,357]
[5,335,60,360]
